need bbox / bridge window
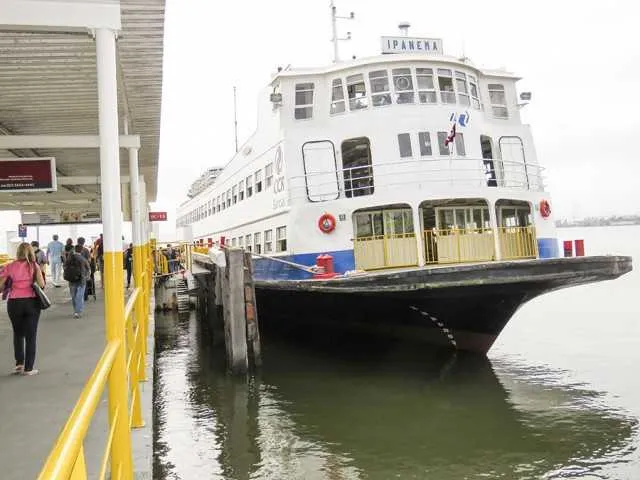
[437,69,455,104]
[392,68,415,104]
[238,236,244,248]
[232,185,237,204]
[456,71,470,106]
[221,193,226,210]
[369,70,391,106]
[254,232,261,254]
[276,226,287,252]
[330,78,346,114]
[469,75,480,110]
[264,229,273,253]
[416,68,437,103]
[437,132,450,155]
[246,175,253,197]
[489,84,508,118]
[302,140,339,202]
[227,189,231,207]
[397,133,413,158]
[239,180,245,201]
[342,137,374,198]
[216,195,221,212]
[294,82,314,120]
[418,132,432,156]
[347,73,368,110]
[255,170,263,193]
[265,163,273,189]
[232,238,237,247]
[245,234,252,251]
[455,133,466,156]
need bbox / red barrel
[219,236,226,247]
[207,237,213,248]
[563,240,573,257]
[574,239,585,257]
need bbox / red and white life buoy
[318,213,337,234]
[539,200,551,218]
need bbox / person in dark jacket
[124,243,133,289]
[64,245,91,318]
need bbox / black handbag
[32,264,51,310]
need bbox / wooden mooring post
[222,248,261,374]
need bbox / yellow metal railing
[424,228,496,264]
[353,233,418,270]
[498,226,538,259]
[38,247,153,480]
[153,241,193,275]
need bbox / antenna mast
[330,0,354,63]
[233,86,238,153]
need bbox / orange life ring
[539,200,551,218]
[318,213,337,234]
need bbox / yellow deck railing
[354,233,419,270]
[424,228,496,264]
[498,226,538,259]
[154,241,193,275]
[38,251,152,480]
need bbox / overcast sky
[1,0,638,248]
[151,0,639,239]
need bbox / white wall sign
[381,36,443,55]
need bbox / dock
[0,284,154,480]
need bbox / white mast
[330,0,354,63]
[233,86,238,153]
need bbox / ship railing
[353,233,419,270]
[423,228,496,264]
[498,226,538,259]
[288,157,545,201]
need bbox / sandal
[23,369,39,376]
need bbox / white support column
[95,26,133,477]
[488,200,502,260]
[129,148,142,249]
[413,204,426,266]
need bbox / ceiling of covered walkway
[0,0,165,216]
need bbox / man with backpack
[64,245,91,318]
[31,241,48,275]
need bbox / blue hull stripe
[253,250,355,280]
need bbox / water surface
[154,226,640,479]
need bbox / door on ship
[353,207,418,270]
[499,136,529,189]
[480,135,498,187]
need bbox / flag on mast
[444,123,456,146]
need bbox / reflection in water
[153,311,637,480]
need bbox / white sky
[1,0,639,247]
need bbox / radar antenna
[330,0,354,63]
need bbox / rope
[193,247,321,274]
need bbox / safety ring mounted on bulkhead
[539,199,551,218]
[318,213,337,234]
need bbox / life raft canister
[539,200,551,218]
[318,213,337,234]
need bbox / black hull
[253,256,632,355]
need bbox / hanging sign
[149,211,168,221]
[0,157,57,192]
[21,210,102,225]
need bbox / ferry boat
[179,12,632,354]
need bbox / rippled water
[154,226,640,479]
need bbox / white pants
[50,260,62,284]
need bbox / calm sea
[153,226,640,480]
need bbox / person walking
[124,243,134,289]
[47,234,64,287]
[31,241,48,276]
[64,245,91,318]
[63,238,74,262]
[0,242,46,376]
[94,234,104,288]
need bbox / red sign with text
[149,211,168,222]
[0,157,57,192]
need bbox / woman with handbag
[0,242,46,376]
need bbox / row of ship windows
[294,68,509,120]
[178,163,275,226]
[215,226,287,254]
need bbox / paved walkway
[0,280,154,479]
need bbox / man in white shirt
[47,234,64,287]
